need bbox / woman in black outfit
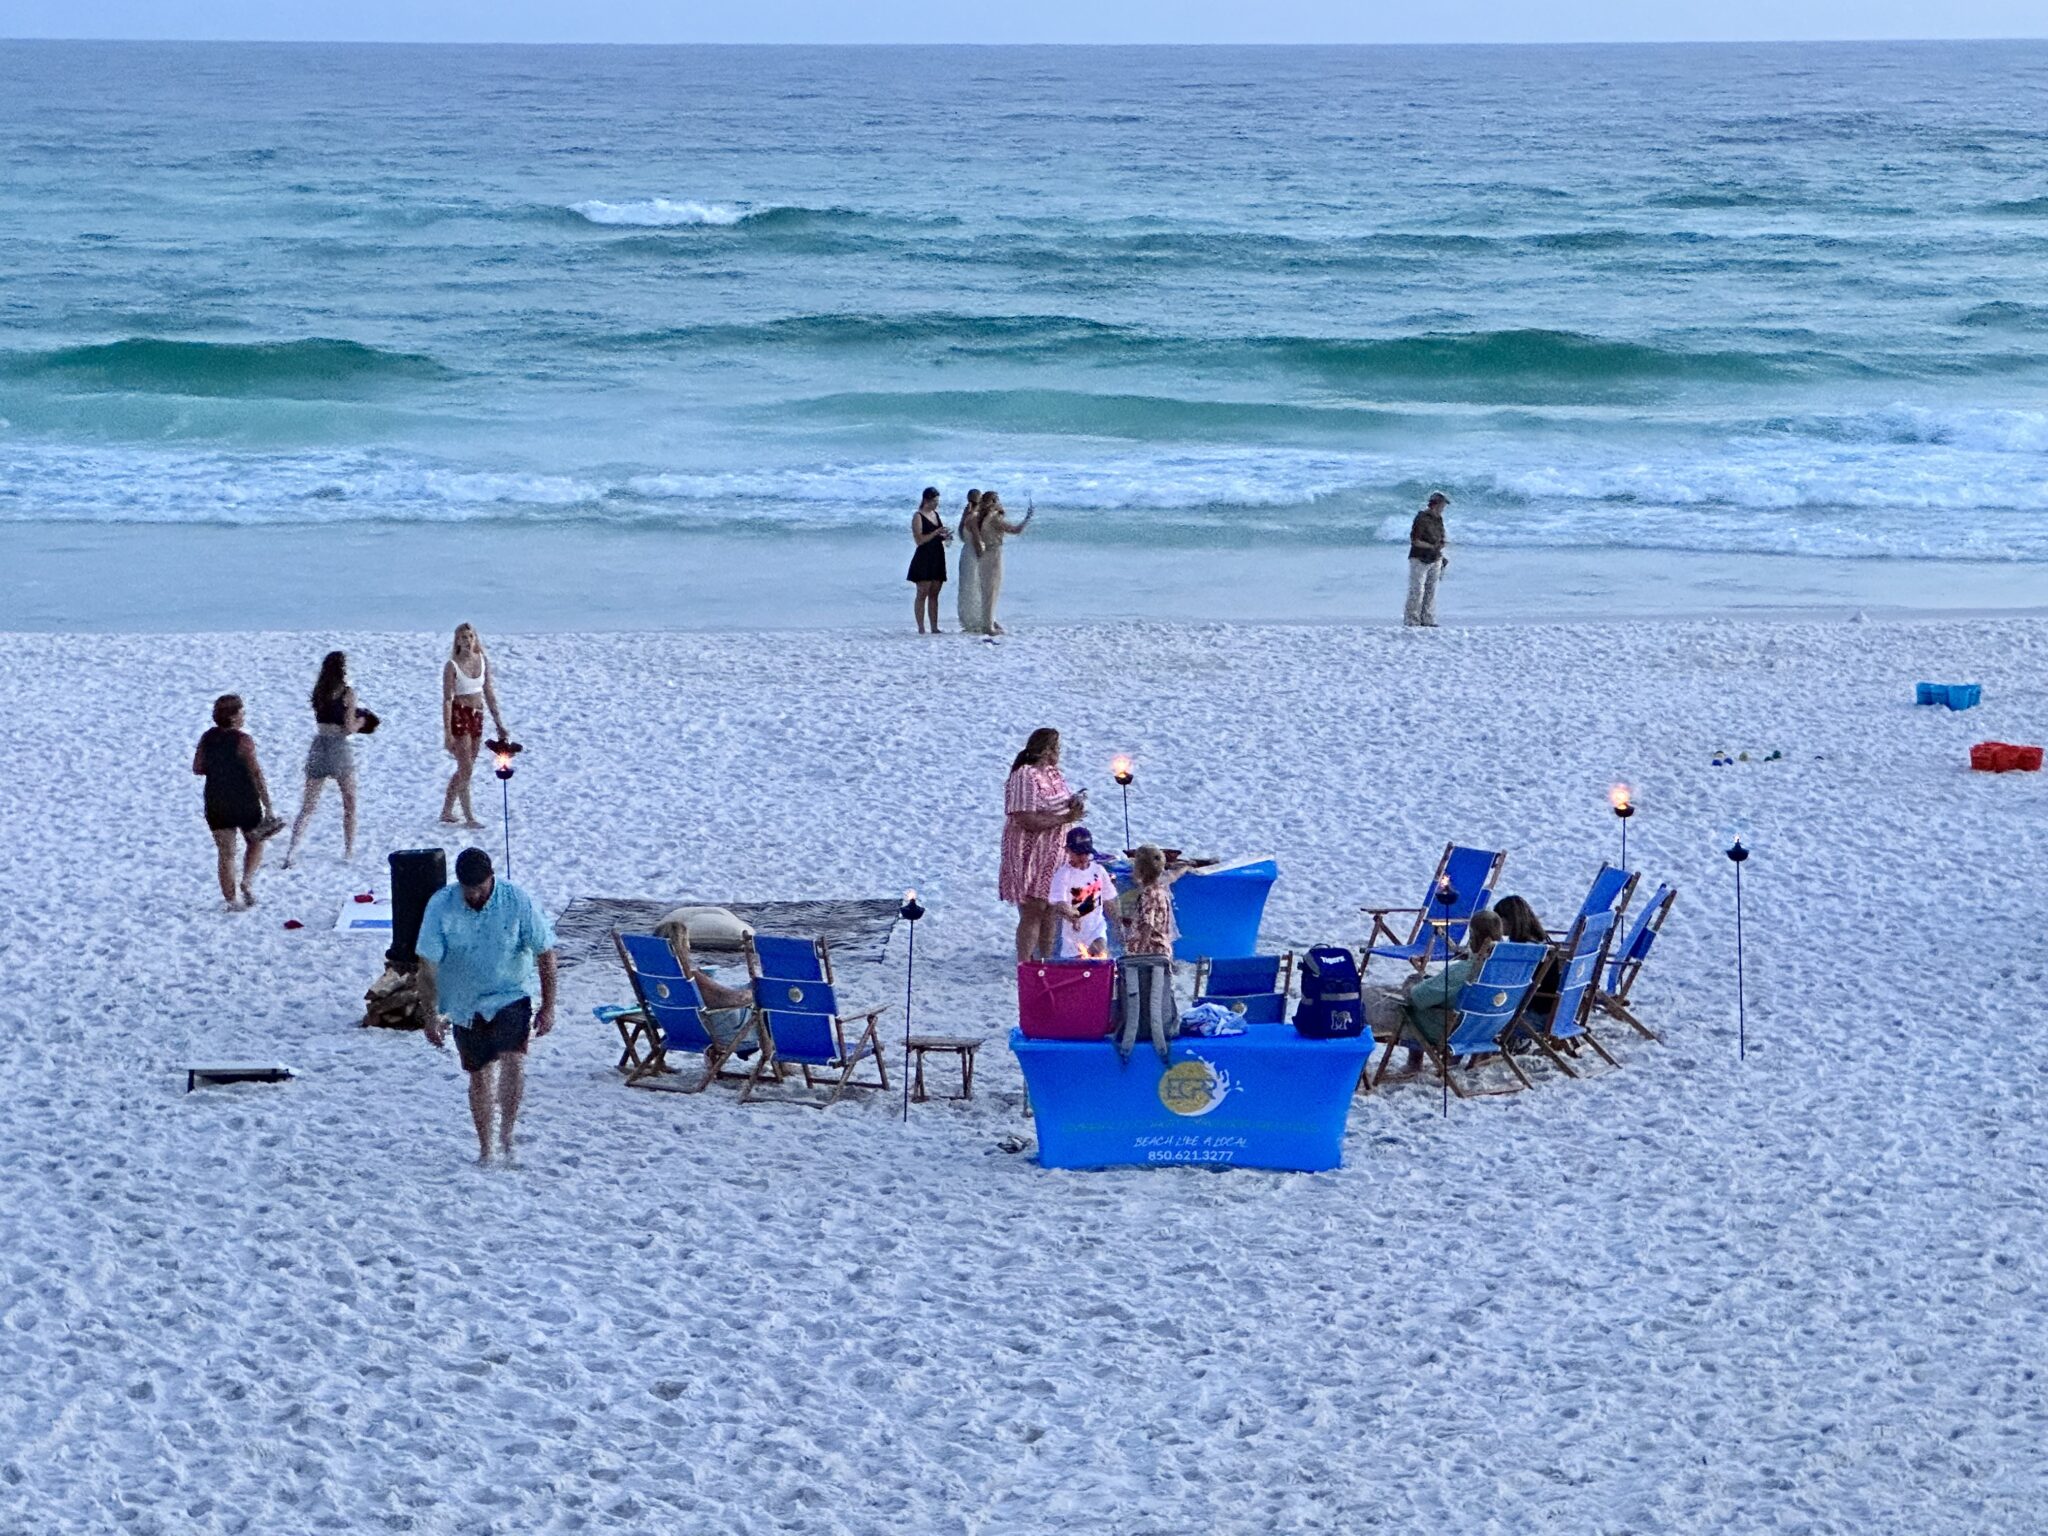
[192,693,274,909]
[905,485,950,634]
[1491,894,1560,1024]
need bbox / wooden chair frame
[1594,886,1677,1042]
[612,930,764,1093]
[741,935,892,1108]
[1506,912,1623,1081]
[1361,843,1507,975]
[1368,942,1547,1098]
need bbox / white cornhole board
[336,900,393,934]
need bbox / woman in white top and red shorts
[441,623,508,828]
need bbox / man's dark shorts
[453,997,532,1073]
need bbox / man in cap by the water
[1404,491,1450,627]
[416,847,558,1163]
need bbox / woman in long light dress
[954,488,987,635]
[976,491,1033,636]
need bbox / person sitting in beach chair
[1371,925,1549,1098]
[599,928,759,1086]
[1489,894,1560,1022]
[1365,909,1504,1079]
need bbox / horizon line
[3,34,2044,48]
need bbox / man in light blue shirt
[417,847,558,1163]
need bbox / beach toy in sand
[1970,742,2043,773]
[1916,683,1981,710]
[353,891,376,904]
[282,919,304,930]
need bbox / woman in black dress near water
[906,485,950,634]
[192,693,275,909]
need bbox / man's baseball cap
[454,847,494,888]
[1065,825,1094,854]
[1427,490,1450,507]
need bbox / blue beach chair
[600,931,762,1092]
[1509,909,1622,1078]
[741,934,890,1107]
[1594,883,1677,1042]
[1370,940,1547,1096]
[1548,862,1637,939]
[1362,843,1505,973]
[1190,953,1294,1023]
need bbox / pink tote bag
[1017,960,1114,1039]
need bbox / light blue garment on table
[416,879,556,1026]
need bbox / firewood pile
[362,962,431,1031]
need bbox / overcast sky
[3,0,2043,45]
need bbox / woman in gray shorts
[284,650,368,867]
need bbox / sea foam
[568,198,747,227]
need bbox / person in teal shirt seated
[417,847,557,1164]
[1366,908,1503,1076]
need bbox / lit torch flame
[1609,782,1633,814]
[494,749,514,774]
[1111,753,1134,784]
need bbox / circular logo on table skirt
[1158,1057,1231,1117]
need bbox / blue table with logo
[1009,1027,1373,1172]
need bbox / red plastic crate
[1971,742,2043,773]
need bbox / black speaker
[386,848,448,965]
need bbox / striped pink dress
[1000,763,1071,905]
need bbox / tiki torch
[487,737,523,877]
[1725,837,1750,1060]
[1609,782,1635,870]
[1111,755,1135,853]
[1432,873,1458,1117]
[899,888,925,1122]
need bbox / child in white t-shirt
[1047,825,1120,959]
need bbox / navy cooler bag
[1294,946,1364,1038]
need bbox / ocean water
[3,39,2047,581]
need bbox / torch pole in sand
[899,890,925,1122]
[1112,756,1135,853]
[1432,876,1458,1117]
[493,751,515,878]
[1610,783,1634,870]
[1726,839,1750,1060]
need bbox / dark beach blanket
[552,896,902,972]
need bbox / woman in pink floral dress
[1001,726,1086,962]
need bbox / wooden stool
[906,1036,981,1102]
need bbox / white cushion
[656,905,754,952]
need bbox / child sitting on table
[1115,843,1194,1065]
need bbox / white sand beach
[2,613,2045,1533]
